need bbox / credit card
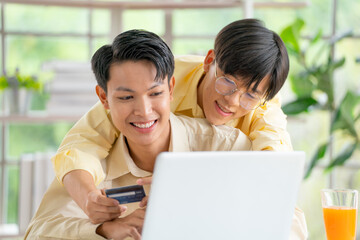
[105,185,146,204]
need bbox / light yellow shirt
[52,55,292,187]
[26,113,251,239]
[26,114,307,239]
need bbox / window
[1,1,359,239]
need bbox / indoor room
[0,0,359,239]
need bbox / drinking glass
[321,189,358,240]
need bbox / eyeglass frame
[213,61,265,110]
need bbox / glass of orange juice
[321,189,358,240]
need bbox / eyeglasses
[214,62,264,110]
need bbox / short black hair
[214,19,289,101]
[91,29,174,93]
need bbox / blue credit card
[105,185,146,204]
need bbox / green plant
[16,73,42,91]
[0,69,43,92]
[280,18,360,178]
[0,75,9,90]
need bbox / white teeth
[132,121,155,129]
[217,102,231,113]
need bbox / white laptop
[142,151,305,240]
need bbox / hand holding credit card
[105,185,146,204]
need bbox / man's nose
[223,91,241,107]
[134,97,152,116]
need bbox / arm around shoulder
[52,101,119,185]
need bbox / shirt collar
[106,113,190,180]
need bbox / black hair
[214,19,289,101]
[91,29,174,94]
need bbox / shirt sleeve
[241,95,293,151]
[24,214,105,240]
[24,178,106,240]
[289,207,309,240]
[51,101,119,185]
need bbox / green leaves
[325,143,358,172]
[331,91,360,138]
[0,75,9,90]
[280,18,304,56]
[304,143,328,179]
[288,71,316,97]
[281,18,359,179]
[282,97,318,115]
[16,74,42,91]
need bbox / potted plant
[280,18,360,178]
[1,69,43,115]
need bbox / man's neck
[126,122,171,173]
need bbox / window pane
[0,36,2,74]
[337,1,360,35]
[92,9,111,35]
[172,39,213,56]
[0,164,2,222]
[352,169,360,233]
[335,39,360,94]
[7,123,73,159]
[0,4,2,31]
[6,36,89,75]
[287,112,330,164]
[254,9,298,33]
[298,168,327,240]
[123,10,164,36]
[92,37,111,55]
[255,0,332,36]
[5,4,89,34]
[173,9,242,36]
[6,165,19,224]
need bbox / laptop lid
[142,151,305,240]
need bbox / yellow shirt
[25,113,252,239]
[26,114,306,239]
[52,55,292,186]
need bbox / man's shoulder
[172,114,251,151]
[173,114,241,137]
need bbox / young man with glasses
[52,19,299,229]
[26,29,306,240]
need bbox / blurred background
[0,0,359,239]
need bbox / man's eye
[245,92,257,100]
[224,78,234,85]
[118,96,133,100]
[151,91,163,96]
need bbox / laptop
[142,151,305,240]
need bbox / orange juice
[323,206,357,240]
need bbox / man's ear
[96,85,110,109]
[203,49,215,73]
[169,76,175,101]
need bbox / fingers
[89,190,118,207]
[86,190,128,223]
[113,226,142,240]
[139,196,149,208]
[136,177,153,185]
[87,204,128,224]
[122,208,146,232]
[128,227,142,240]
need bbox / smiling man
[52,21,295,226]
[25,30,259,240]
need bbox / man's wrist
[96,222,112,239]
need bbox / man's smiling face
[97,60,174,147]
